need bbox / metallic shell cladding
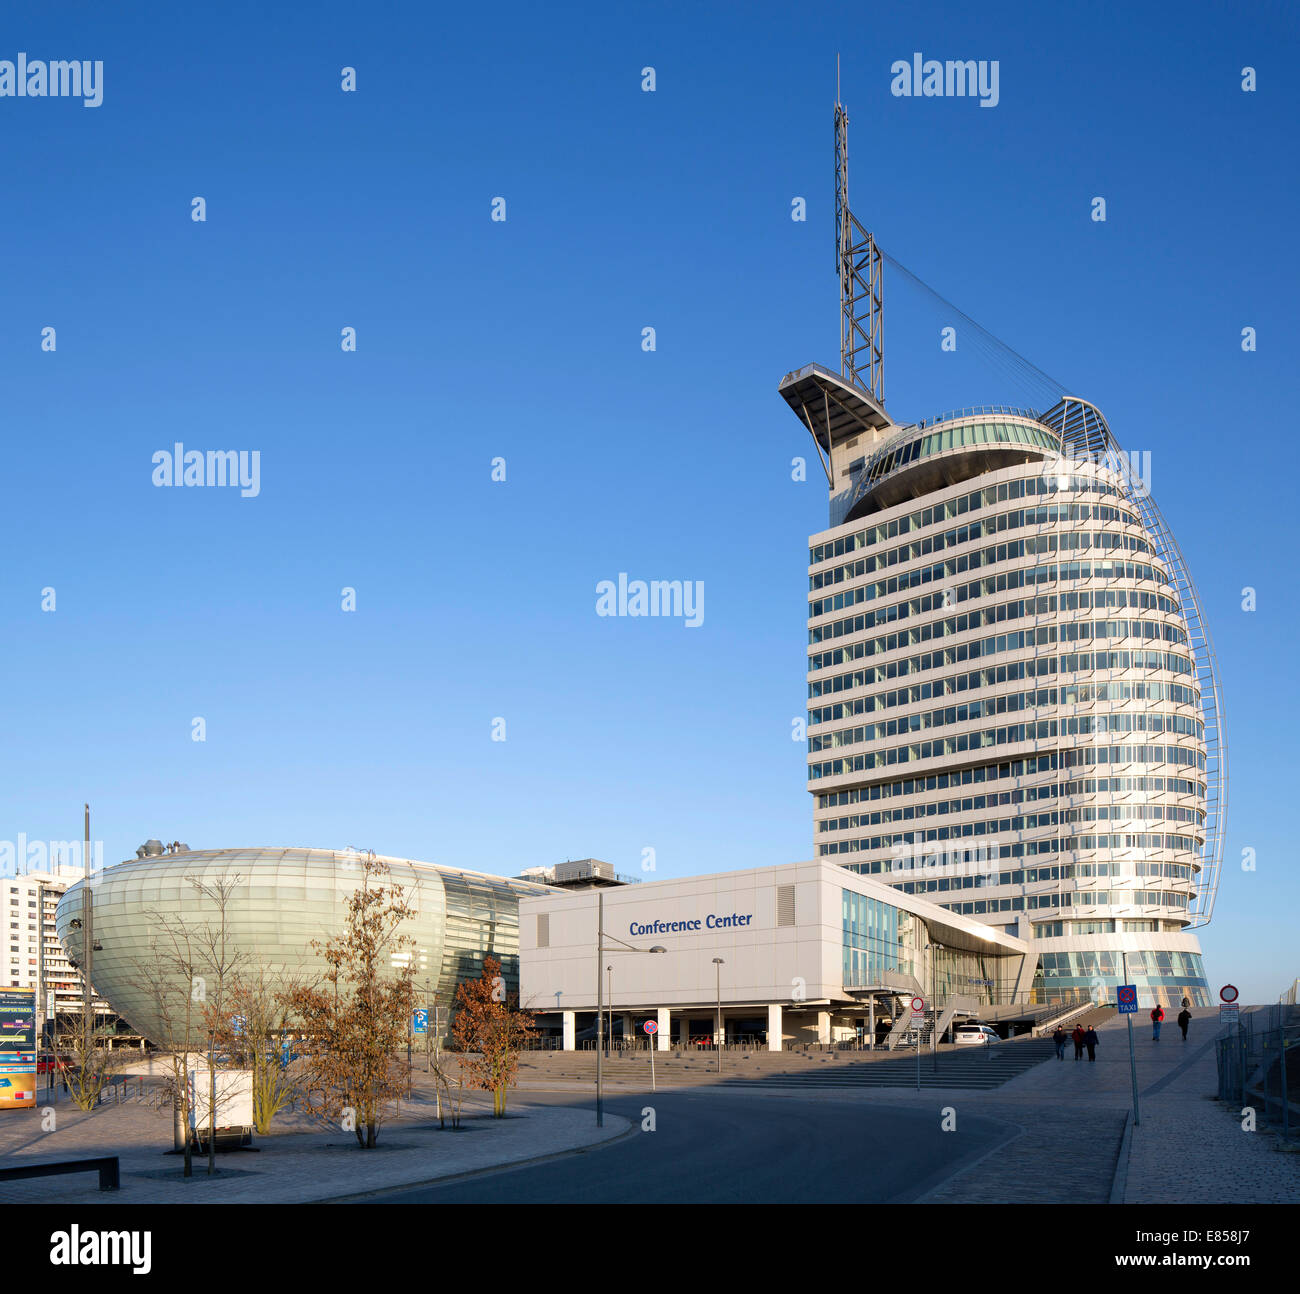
[54,848,551,1044]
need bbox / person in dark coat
[1071,1024,1086,1060]
[1177,1007,1191,1040]
[1052,1025,1067,1060]
[1084,1026,1099,1062]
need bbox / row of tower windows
[809,473,1132,565]
[809,731,1206,780]
[806,517,1154,595]
[824,830,1201,860]
[808,608,1189,675]
[810,632,1193,695]
[809,674,1199,727]
[816,770,1203,813]
[818,800,1204,836]
[937,890,1191,916]
[877,864,1194,891]
[810,554,1170,621]
[811,518,1153,591]
[809,697,1203,754]
[810,582,1182,646]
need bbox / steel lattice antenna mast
[835,66,884,403]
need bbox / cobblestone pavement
[0,1078,629,1204]
[917,1108,1126,1203]
[1122,1022,1300,1204]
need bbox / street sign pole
[644,1019,658,1092]
[911,996,925,1091]
[1127,1014,1140,1126]
[1117,983,1140,1126]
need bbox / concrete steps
[508,1035,1058,1091]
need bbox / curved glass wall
[858,420,1061,491]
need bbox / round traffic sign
[643,1019,658,1034]
[1117,985,1137,1005]
[910,996,925,1013]
[1220,984,1239,1003]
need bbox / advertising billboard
[0,987,37,1109]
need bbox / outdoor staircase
[510,1032,1059,1092]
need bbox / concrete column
[562,1010,575,1052]
[679,1014,691,1047]
[767,1003,783,1052]
[817,1011,831,1045]
[657,1007,670,1051]
[622,1012,633,1046]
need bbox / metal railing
[1216,1012,1299,1143]
[905,404,1042,431]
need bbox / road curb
[1108,1109,1133,1204]
[317,1115,637,1202]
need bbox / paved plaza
[2,1010,1294,1204]
[0,1073,630,1204]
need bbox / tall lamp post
[595,889,666,1127]
[926,940,944,1072]
[712,958,725,1074]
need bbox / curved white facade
[55,848,551,1044]
[785,377,1223,1009]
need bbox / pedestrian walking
[1151,1004,1164,1040]
[1053,1025,1067,1060]
[1085,1026,1099,1062]
[1177,1006,1191,1041]
[1072,1024,1085,1060]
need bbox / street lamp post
[713,958,725,1074]
[928,941,943,1073]
[594,889,666,1127]
[596,892,604,1125]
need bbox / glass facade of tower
[806,411,1214,1009]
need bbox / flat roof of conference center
[519,860,1035,1049]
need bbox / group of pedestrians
[1051,999,1194,1063]
[1150,1002,1193,1041]
[1053,1023,1101,1061]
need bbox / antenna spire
[834,87,884,403]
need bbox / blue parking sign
[1116,984,1138,1014]
[413,1009,429,1035]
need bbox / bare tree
[203,965,306,1135]
[51,1016,122,1112]
[287,855,416,1148]
[451,955,535,1117]
[127,876,246,1177]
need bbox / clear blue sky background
[1,2,1295,1001]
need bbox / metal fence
[1215,1008,1298,1142]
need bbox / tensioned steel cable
[880,249,1070,410]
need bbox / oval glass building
[55,848,553,1044]
[782,368,1225,1009]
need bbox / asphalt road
[358,1090,1016,1204]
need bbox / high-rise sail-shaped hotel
[779,100,1226,1010]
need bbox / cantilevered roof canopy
[778,361,894,454]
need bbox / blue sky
[1,2,1296,1001]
